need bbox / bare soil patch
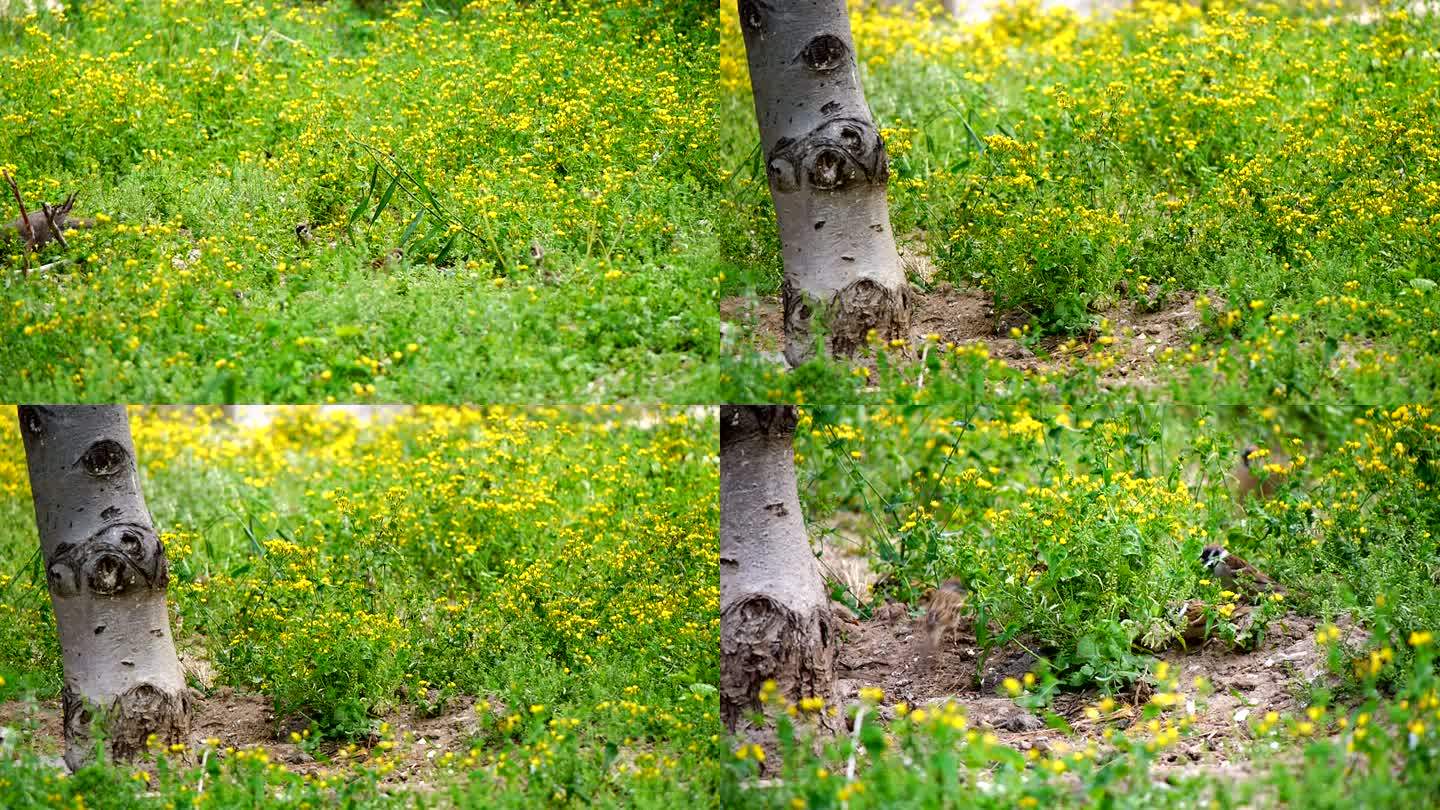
[813,512,883,600]
[722,284,1203,386]
[0,687,490,787]
[832,603,1346,779]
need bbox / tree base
[720,592,840,735]
[783,277,912,366]
[63,681,193,771]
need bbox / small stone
[1001,711,1045,733]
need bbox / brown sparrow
[1234,445,1287,502]
[921,579,968,657]
[1200,545,1283,597]
[3,170,91,273]
[1173,599,1254,649]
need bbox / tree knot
[48,523,169,599]
[767,117,889,194]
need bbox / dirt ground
[720,283,1202,387]
[834,602,1340,777]
[810,513,1363,784]
[0,685,492,786]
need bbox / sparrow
[921,579,968,658]
[830,600,861,627]
[3,170,91,273]
[1200,544,1283,597]
[1176,599,1210,648]
[1166,598,1254,650]
[1234,445,1286,502]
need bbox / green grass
[0,0,720,402]
[715,1,1440,773]
[717,330,1440,804]
[0,406,720,807]
[728,644,1440,809]
[718,0,1440,402]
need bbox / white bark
[18,405,191,771]
[720,406,838,737]
[739,0,911,365]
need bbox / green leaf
[433,232,458,265]
[406,162,444,211]
[860,721,887,756]
[421,219,446,248]
[370,173,400,225]
[399,210,425,247]
[346,162,379,235]
[1043,711,1073,734]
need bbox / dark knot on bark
[48,523,168,599]
[767,117,888,194]
[800,34,848,72]
[738,0,768,32]
[18,405,45,437]
[721,405,799,447]
[79,439,129,478]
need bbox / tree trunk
[720,406,838,738]
[18,405,192,771]
[739,0,912,366]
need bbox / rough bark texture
[19,405,191,771]
[720,406,838,740]
[740,0,912,366]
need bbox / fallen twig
[846,705,866,782]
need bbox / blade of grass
[398,210,425,247]
[369,172,401,225]
[0,547,41,601]
[724,141,762,190]
[349,139,499,266]
[404,161,444,212]
[945,98,1001,173]
[346,162,379,237]
[433,232,458,266]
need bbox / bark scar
[47,522,169,599]
[738,0,769,32]
[78,439,129,478]
[782,277,912,365]
[63,682,192,771]
[720,593,839,735]
[799,34,848,72]
[721,405,799,446]
[767,117,888,194]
